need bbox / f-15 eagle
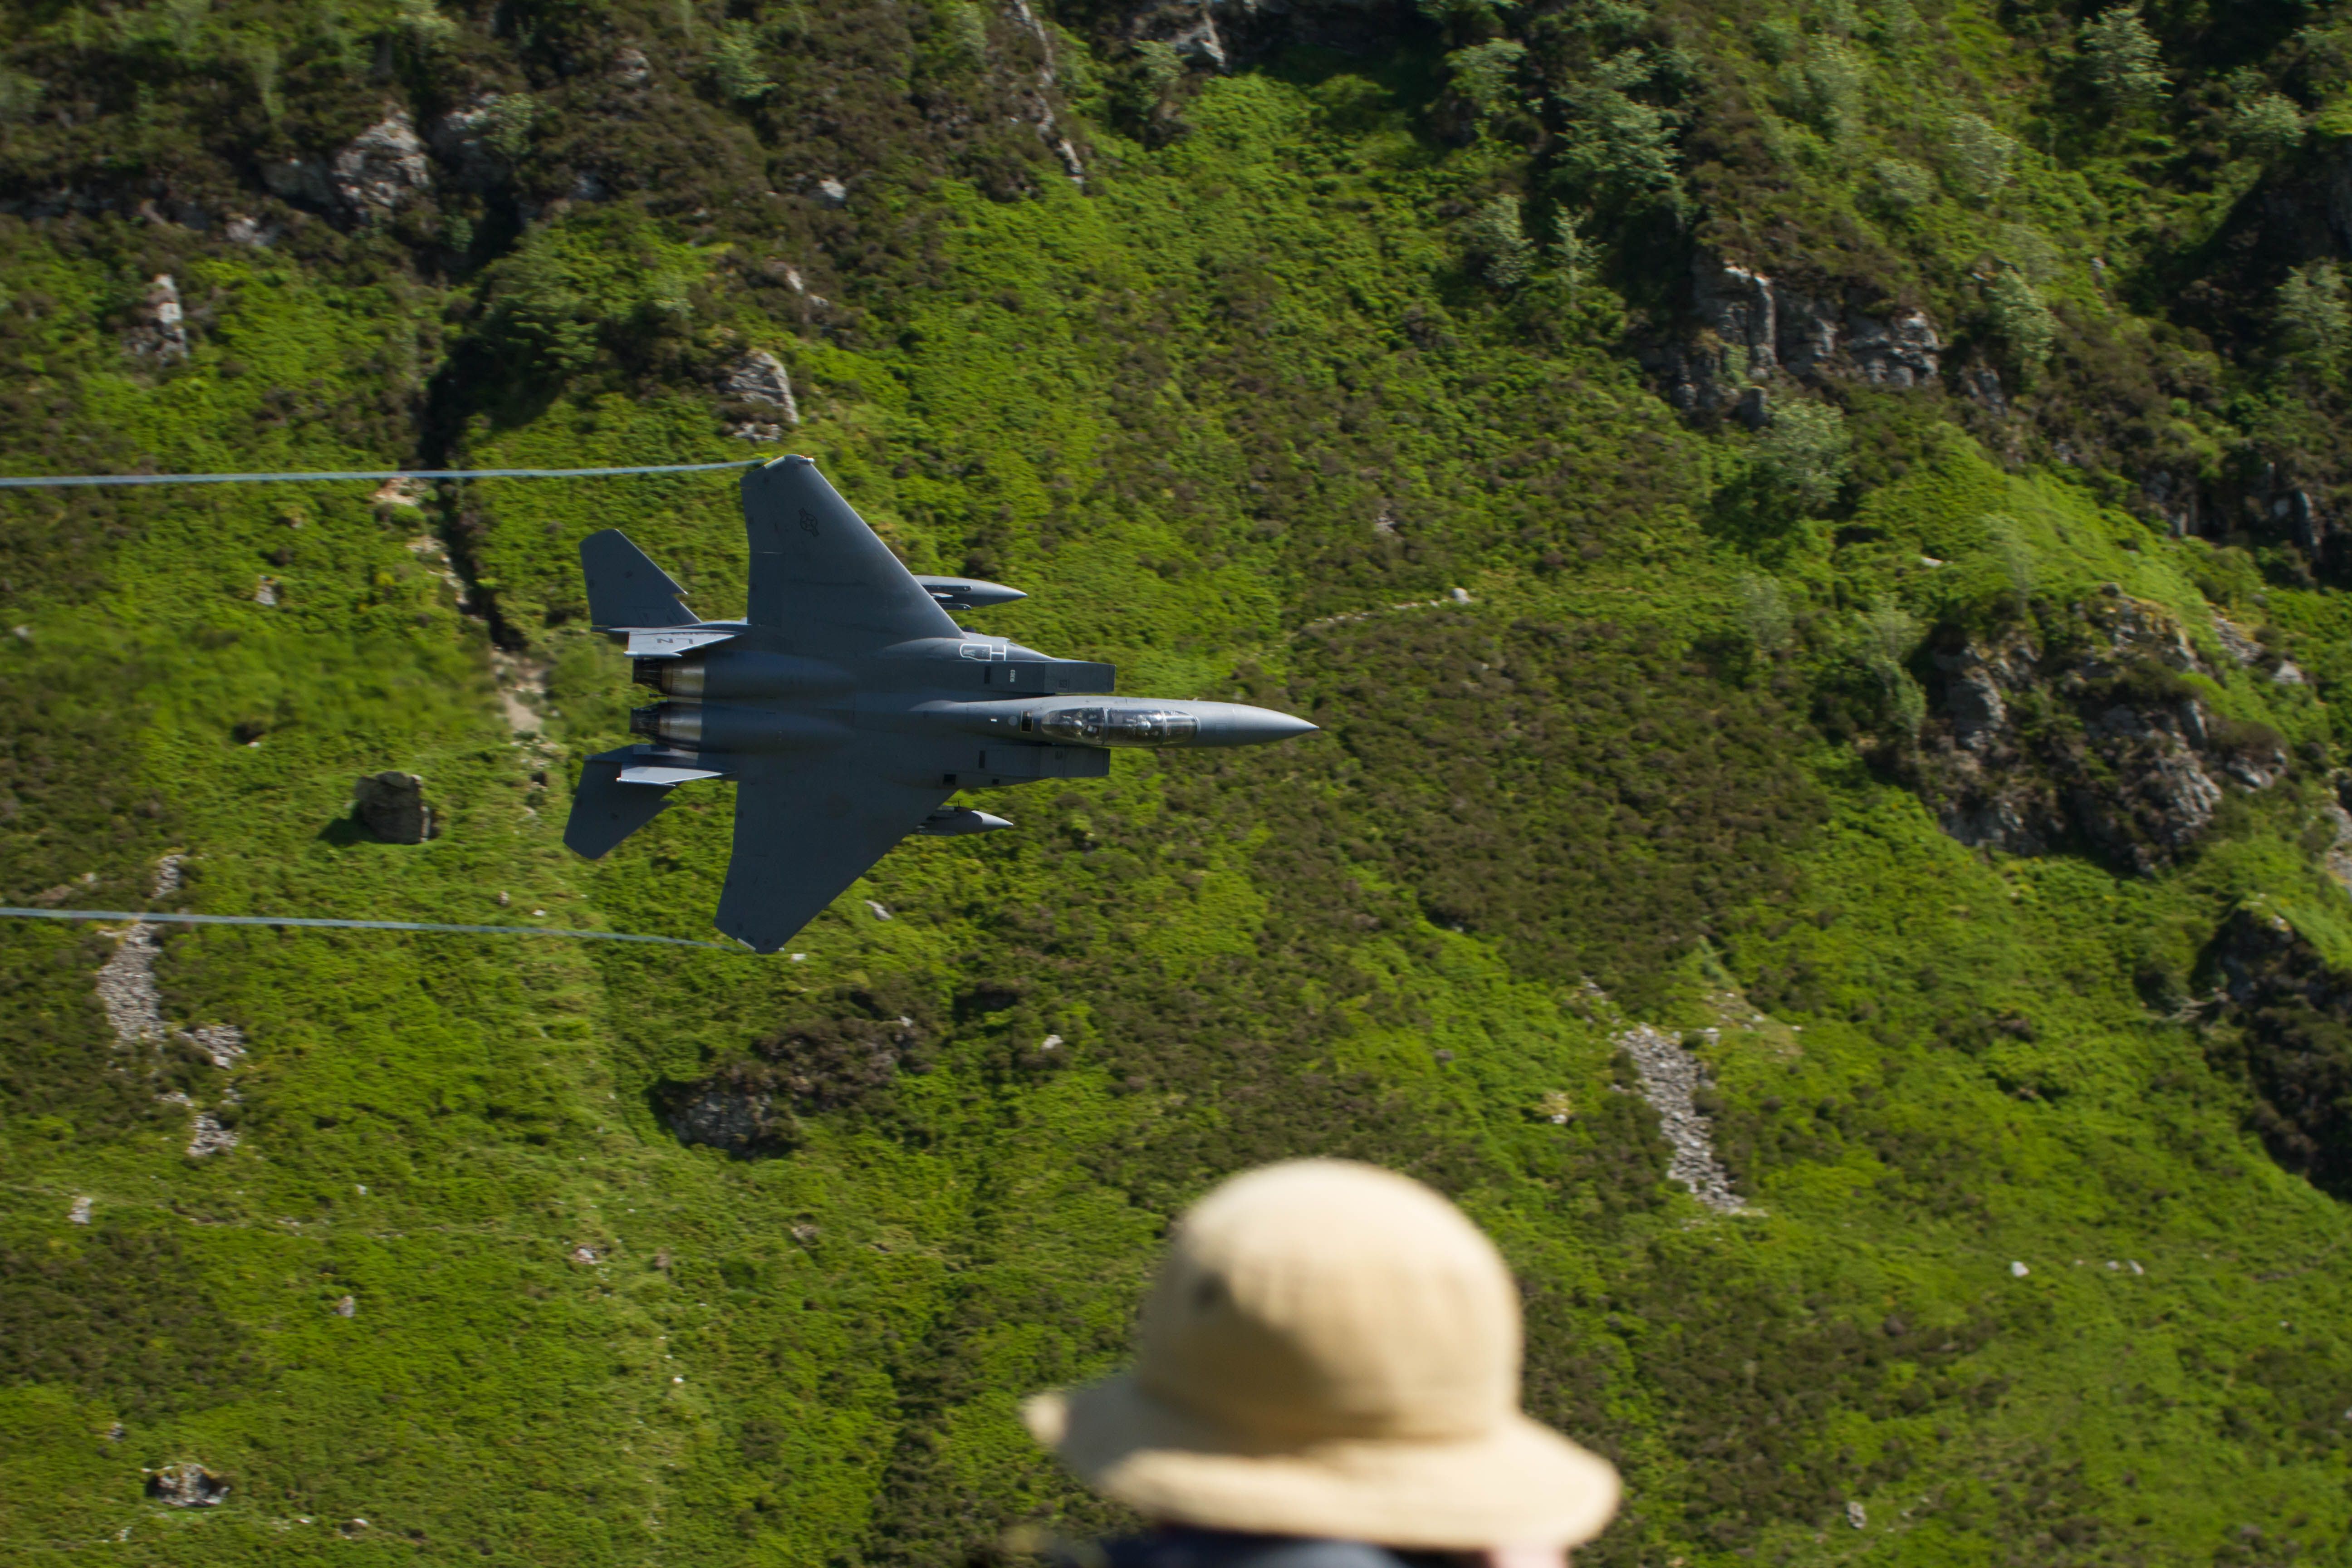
[563,454,1317,952]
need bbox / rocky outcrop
[1906,589,2286,874]
[1651,252,1943,416]
[265,111,432,220]
[355,771,435,843]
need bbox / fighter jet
[562,454,1318,952]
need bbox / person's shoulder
[1099,1527,1442,1568]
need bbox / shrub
[1135,38,1185,91]
[1857,605,1926,734]
[0,70,44,124]
[394,0,459,49]
[946,2,990,68]
[1870,157,1934,213]
[1786,38,1866,138]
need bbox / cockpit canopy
[1037,706,1200,748]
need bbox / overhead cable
[0,906,735,950]
[0,460,763,489]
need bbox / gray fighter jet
[562,454,1318,951]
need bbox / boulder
[355,771,434,843]
[719,349,800,424]
[147,1462,229,1507]
[332,112,433,218]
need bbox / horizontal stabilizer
[564,750,677,859]
[582,529,696,629]
[618,764,725,786]
[625,627,736,658]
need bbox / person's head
[1024,1160,1620,1560]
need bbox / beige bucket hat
[1024,1160,1620,1550]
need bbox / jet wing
[740,456,961,650]
[714,751,953,953]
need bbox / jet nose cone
[1198,702,1320,747]
[1254,711,1320,742]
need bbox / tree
[1987,270,2057,372]
[1983,513,2034,600]
[2231,92,2305,157]
[1944,113,2016,200]
[1448,39,1527,126]
[2081,4,2168,107]
[1553,208,1596,304]
[1755,400,1850,513]
[2277,261,2350,381]
[1554,83,1680,206]
[711,20,774,103]
[1467,195,1536,288]
[1857,605,1927,735]
[1737,573,1793,656]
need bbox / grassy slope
[3,5,2352,1568]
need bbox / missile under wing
[564,454,1318,952]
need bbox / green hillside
[5,1,2352,1563]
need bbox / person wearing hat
[1024,1160,1621,1568]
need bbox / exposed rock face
[1906,591,2286,874]
[355,771,434,843]
[127,274,189,363]
[2200,906,2352,1200]
[1652,252,1943,416]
